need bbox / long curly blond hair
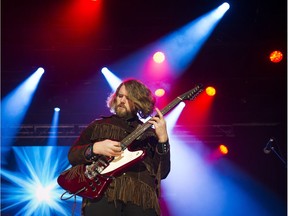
[107,79,155,118]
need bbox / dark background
[1,0,287,210]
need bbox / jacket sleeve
[155,140,171,179]
[142,129,171,180]
[68,122,96,166]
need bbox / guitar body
[57,165,112,199]
[57,148,146,199]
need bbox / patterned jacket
[68,114,171,215]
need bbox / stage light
[47,107,61,146]
[35,185,52,202]
[1,146,80,215]
[206,86,216,96]
[269,50,283,63]
[218,2,230,14]
[155,88,166,97]
[62,0,102,37]
[206,143,229,162]
[213,3,230,19]
[101,67,122,91]
[219,144,229,155]
[153,51,165,63]
[37,67,45,74]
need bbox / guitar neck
[120,97,183,149]
[120,84,203,149]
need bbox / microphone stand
[270,146,287,168]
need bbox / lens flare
[1,146,82,216]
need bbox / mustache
[116,104,127,109]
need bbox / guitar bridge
[84,155,113,179]
[85,162,102,179]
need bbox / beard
[115,105,130,118]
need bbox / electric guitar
[57,84,204,200]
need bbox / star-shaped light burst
[1,146,82,216]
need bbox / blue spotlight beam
[165,102,185,133]
[47,109,60,146]
[162,2,230,75]
[1,68,45,147]
[106,3,230,83]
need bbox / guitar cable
[71,194,76,216]
[60,187,87,200]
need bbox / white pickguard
[101,149,144,174]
